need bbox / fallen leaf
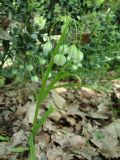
[70,147,98,160]
[51,90,66,109]
[47,146,73,160]
[91,119,120,158]
[11,129,28,147]
[22,101,36,128]
[89,103,110,119]
[66,116,76,126]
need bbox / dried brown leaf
[91,119,120,158]
[51,90,66,109]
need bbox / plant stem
[33,19,71,131]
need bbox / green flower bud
[77,63,82,68]
[68,44,78,59]
[31,76,38,82]
[59,45,69,55]
[68,45,84,63]
[71,65,78,71]
[73,50,84,64]
[40,59,46,65]
[43,41,52,54]
[26,65,33,71]
[54,54,66,66]
[67,56,71,61]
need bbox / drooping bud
[59,45,69,55]
[43,41,52,54]
[73,50,84,64]
[68,44,78,59]
[31,76,39,82]
[54,54,66,66]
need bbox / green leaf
[32,106,54,136]
[9,147,29,153]
[53,83,81,90]
[34,15,46,29]
[28,133,36,160]
[0,135,9,141]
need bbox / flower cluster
[53,44,84,70]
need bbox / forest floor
[0,79,120,160]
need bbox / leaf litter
[0,81,120,160]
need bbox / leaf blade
[32,106,54,136]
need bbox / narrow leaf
[9,147,29,153]
[52,83,81,90]
[28,133,36,160]
[32,106,54,136]
[0,135,9,141]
